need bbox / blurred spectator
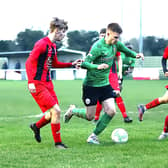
[2,61,8,80]
[2,61,8,69]
[15,61,21,73]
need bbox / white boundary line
[0,110,165,121]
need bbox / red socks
[115,97,127,118]
[51,123,62,143]
[36,115,62,143]
[163,115,168,132]
[36,116,62,143]
[95,101,103,120]
[145,98,160,110]
[36,115,50,128]
[95,97,128,120]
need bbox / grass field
[1,80,168,168]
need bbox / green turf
[0,80,168,168]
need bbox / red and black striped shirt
[26,37,72,82]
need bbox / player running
[94,29,135,123]
[137,45,168,140]
[26,17,81,149]
[64,23,144,145]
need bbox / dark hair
[100,28,106,34]
[107,23,122,34]
[50,17,68,32]
[125,43,133,50]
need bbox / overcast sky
[0,0,167,41]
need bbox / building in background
[0,48,86,80]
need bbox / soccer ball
[111,128,128,143]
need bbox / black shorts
[82,85,116,106]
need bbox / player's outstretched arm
[72,59,83,69]
[136,53,144,60]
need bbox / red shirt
[25,37,72,82]
[111,51,120,73]
[163,46,168,59]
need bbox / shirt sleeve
[81,44,100,69]
[29,41,46,61]
[116,41,137,58]
[130,58,136,67]
[25,41,46,82]
[52,54,72,68]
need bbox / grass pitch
[0,80,168,168]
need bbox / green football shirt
[121,52,136,67]
[116,52,136,76]
[81,38,137,87]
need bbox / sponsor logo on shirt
[47,57,53,69]
[101,56,115,61]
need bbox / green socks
[93,113,112,135]
[72,108,87,119]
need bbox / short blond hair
[50,17,68,32]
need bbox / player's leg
[29,82,67,148]
[138,90,168,121]
[64,85,98,123]
[36,112,51,128]
[87,98,116,144]
[117,76,132,122]
[64,105,87,122]
[109,67,132,123]
[138,98,160,121]
[49,104,67,149]
[30,112,51,143]
[29,83,51,143]
[64,104,96,122]
[94,101,103,123]
[93,98,116,135]
[158,115,168,140]
[115,96,127,118]
[115,96,132,123]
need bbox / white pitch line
[0,113,44,121]
[0,110,165,121]
[0,110,66,121]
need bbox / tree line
[0,29,168,56]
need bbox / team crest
[85,98,91,105]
